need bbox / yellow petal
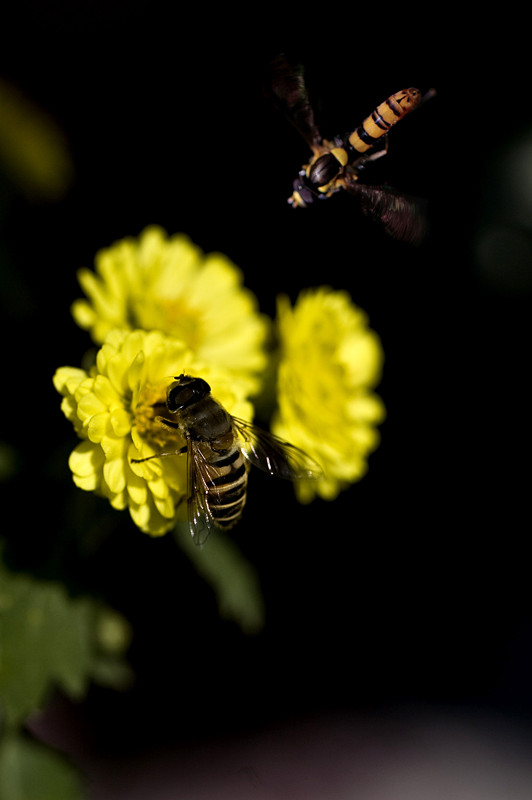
[103,458,126,494]
[73,473,101,492]
[87,412,110,443]
[69,440,103,477]
[110,407,131,437]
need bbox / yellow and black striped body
[196,437,249,530]
[290,87,422,207]
[348,88,421,154]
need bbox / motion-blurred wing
[232,418,321,481]
[345,180,427,244]
[266,54,322,152]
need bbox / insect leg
[350,137,389,172]
[131,444,187,463]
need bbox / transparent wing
[266,54,323,152]
[344,179,427,244]
[232,418,322,481]
[186,439,221,546]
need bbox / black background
[1,1,532,785]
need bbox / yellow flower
[53,329,254,536]
[272,287,385,503]
[71,226,268,388]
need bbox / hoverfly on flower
[132,374,322,544]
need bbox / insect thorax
[182,396,234,444]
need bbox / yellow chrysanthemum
[53,329,254,536]
[71,226,268,388]
[272,287,386,503]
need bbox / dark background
[1,1,531,782]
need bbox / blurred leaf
[0,77,74,203]
[175,524,265,634]
[90,605,134,691]
[0,442,20,482]
[90,653,134,691]
[0,554,132,729]
[0,732,83,800]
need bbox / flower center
[134,381,185,451]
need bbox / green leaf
[0,555,132,729]
[175,524,265,634]
[0,733,83,800]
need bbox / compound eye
[192,378,210,397]
[292,176,315,206]
[167,376,210,411]
[167,382,189,411]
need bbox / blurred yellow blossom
[272,287,385,502]
[71,226,269,389]
[53,329,254,536]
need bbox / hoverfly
[268,54,434,243]
[131,374,321,545]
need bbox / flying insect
[131,374,321,545]
[268,54,434,243]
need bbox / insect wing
[232,418,321,481]
[186,438,220,546]
[345,179,427,244]
[267,54,322,152]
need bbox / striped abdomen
[204,446,248,529]
[348,88,421,153]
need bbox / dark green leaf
[175,524,265,634]
[0,733,83,800]
[0,555,132,728]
